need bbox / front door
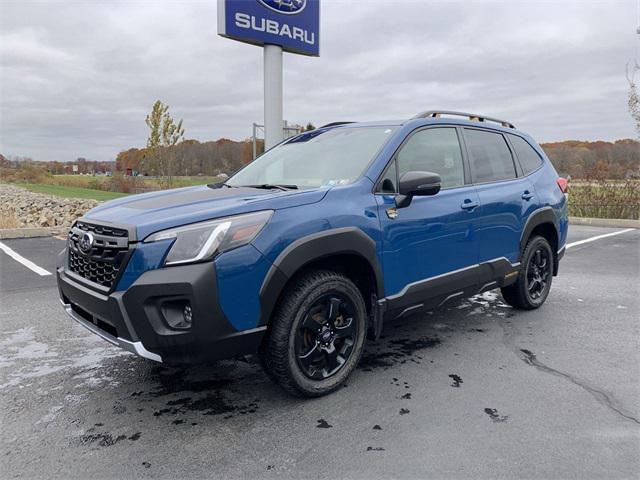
[375,127,480,311]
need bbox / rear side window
[396,128,465,189]
[509,134,543,174]
[464,129,516,183]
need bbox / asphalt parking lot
[1,225,638,479]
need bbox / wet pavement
[1,226,639,479]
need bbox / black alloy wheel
[258,269,367,397]
[295,293,358,380]
[500,235,554,310]
[526,246,551,301]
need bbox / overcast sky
[1,0,638,162]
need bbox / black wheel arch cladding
[520,207,561,273]
[258,227,384,327]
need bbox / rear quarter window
[509,134,544,174]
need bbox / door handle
[460,199,479,210]
[522,190,534,201]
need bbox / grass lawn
[18,183,129,201]
[46,174,223,189]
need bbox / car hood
[83,185,329,240]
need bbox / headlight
[144,210,273,266]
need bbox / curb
[0,227,56,240]
[569,217,640,229]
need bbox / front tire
[501,235,554,310]
[259,270,367,397]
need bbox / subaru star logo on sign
[258,0,307,15]
[218,0,320,56]
[78,232,94,254]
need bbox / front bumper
[57,261,266,364]
[60,298,162,362]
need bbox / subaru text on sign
[218,0,320,56]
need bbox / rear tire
[501,235,554,310]
[258,270,367,397]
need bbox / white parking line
[566,228,635,250]
[0,241,52,276]
[0,227,633,279]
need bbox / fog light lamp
[161,300,193,330]
[183,304,193,325]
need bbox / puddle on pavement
[366,446,385,451]
[0,326,128,390]
[484,407,509,422]
[448,374,463,387]
[359,336,441,371]
[316,419,332,428]
[77,430,142,448]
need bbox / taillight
[556,177,568,195]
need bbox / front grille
[75,221,128,238]
[67,222,130,290]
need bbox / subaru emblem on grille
[78,232,94,254]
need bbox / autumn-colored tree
[593,159,610,177]
[241,139,254,165]
[145,100,185,183]
[541,139,640,179]
[0,154,12,169]
[145,102,164,150]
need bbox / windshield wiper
[207,182,235,189]
[243,184,298,191]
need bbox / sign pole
[263,44,283,150]
[218,0,319,149]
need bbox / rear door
[462,127,537,265]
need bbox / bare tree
[627,61,640,138]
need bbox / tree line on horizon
[114,137,640,180]
[115,137,258,177]
[542,138,639,179]
[2,137,639,180]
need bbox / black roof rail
[320,121,356,128]
[412,110,515,129]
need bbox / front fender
[257,227,384,326]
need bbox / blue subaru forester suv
[57,111,569,397]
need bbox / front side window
[396,128,465,189]
[509,134,543,174]
[377,160,398,193]
[226,126,396,189]
[464,129,516,183]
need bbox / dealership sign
[218,0,320,56]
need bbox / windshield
[226,126,397,189]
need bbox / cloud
[0,0,637,162]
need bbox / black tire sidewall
[521,236,554,307]
[285,274,367,396]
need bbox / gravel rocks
[0,184,100,233]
